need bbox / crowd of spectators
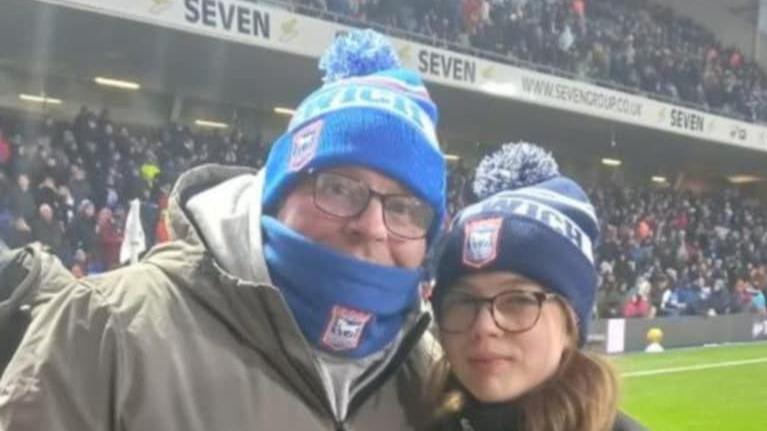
[292,0,767,124]
[2,108,766,321]
[591,186,767,320]
[0,108,268,276]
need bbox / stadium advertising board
[668,107,705,132]
[39,0,304,51]
[42,0,767,152]
[416,48,477,84]
[182,0,271,39]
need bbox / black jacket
[432,403,647,431]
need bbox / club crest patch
[321,305,373,352]
[289,120,323,171]
[463,218,503,268]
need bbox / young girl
[427,143,645,431]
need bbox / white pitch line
[622,357,767,378]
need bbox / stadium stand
[591,185,767,319]
[291,0,767,124]
[1,107,766,320]
[0,109,269,274]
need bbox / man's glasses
[438,289,557,334]
[309,171,435,239]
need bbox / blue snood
[261,215,422,358]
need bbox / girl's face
[439,271,573,403]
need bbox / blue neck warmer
[261,215,422,358]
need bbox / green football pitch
[611,341,767,430]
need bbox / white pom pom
[319,29,400,83]
[472,142,559,200]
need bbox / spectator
[706,279,732,316]
[73,106,98,147]
[660,281,684,317]
[30,203,65,260]
[0,175,10,226]
[614,252,636,289]
[750,287,767,316]
[636,215,653,241]
[69,248,89,279]
[95,207,123,271]
[8,174,36,222]
[682,278,701,313]
[0,127,11,169]
[34,176,60,215]
[5,216,33,249]
[140,151,161,190]
[734,275,754,311]
[68,165,93,207]
[599,273,626,318]
[623,293,651,318]
[68,199,98,254]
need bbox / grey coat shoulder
[614,411,650,431]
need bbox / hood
[184,168,270,285]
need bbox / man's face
[277,166,428,269]
[98,208,112,224]
[39,204,53,223]
[17,175,29,191]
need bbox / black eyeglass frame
[437,290,559,334]
[306,170,435,240]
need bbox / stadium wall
[590,314,763,354]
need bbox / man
[30,203,65,260]
[0,30,445,430]
[68,199,97,254]
[0,127,11,170]
[8,174,35,223]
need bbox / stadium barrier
[587,314,765,354]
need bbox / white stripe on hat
[288,85,438,148]
[322,75,432,101]
[458,195,594,263]
[504,188,598,226]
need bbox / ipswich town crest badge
[289,120,323,171]
[321,305,373,352]
[463,217,503,268]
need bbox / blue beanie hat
[432,143,600,346]
[262,29,446,242]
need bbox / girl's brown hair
[426,301,619,431]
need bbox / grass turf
[610,342,767,431]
